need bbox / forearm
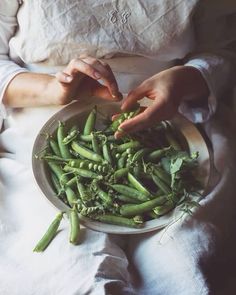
[2,72,57,107]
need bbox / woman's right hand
[50,56,122,105]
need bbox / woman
[0,1,236,294]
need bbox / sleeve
[0,1,29,117]
[178,1,236,123]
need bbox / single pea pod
[152,174,172,195]
[63,129,78,145]
[92,133,102,155]
[69,205,80,245]
[71,141,104,163]
[111,184,150,202]
[83,106,97,135]
[153,166,171,185]
[79,134,93,142]
[64,165,101,179]
[147,147,170,162]
[33,212,64,252]
[128,173,152,198]
[132,148,151,162]
[120,196,166,217]
[65,187,78,207]
[51,173,63,195]
[57,121,71,158]
[49,139,61,157]
[116,194,142,204]
[43,155,71,162]
[102,142,113,165]
[94,214,142,228]
[153,201,175,216]
[111,108,140,132]
[47,162,69,186]
[117,154,128,169]
[116,141,141,152]
[95,185,113,207]
[113,168,129,181]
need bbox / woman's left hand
[115,65,209,138]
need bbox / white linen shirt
[0,0,236,125]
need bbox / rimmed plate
[32,100,211,234]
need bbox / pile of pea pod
[33,106,200,252]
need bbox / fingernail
[94,71,101,79]
[66,76,73,82]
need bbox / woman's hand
[51,57,122,105]
[3,56,122,108]
[115,65,209,138]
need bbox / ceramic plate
[32,100,211,234]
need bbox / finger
[83,79,119,101]
[65,59,102,80]
[119,101,165,133]
[121,83,148,111]
[55,71,73,83]
[84,58,120,99]
[112,114,121,121]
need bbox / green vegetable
[33,212,64,252]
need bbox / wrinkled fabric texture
[0,1,236,295]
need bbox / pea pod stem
[33,212,64,252]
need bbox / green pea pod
[64,165,101,179]
[116,141,141,153]
[83,106,97,135]
[111,108,140,132]
[120,196,166,217]
[92,133,102,155]
[102,143,113,164]
[49,139,61,157]
[153,166,171,185]
[94,214,142,228]
[51,173,63,195]
[71,141,104,163]
[57,121,71,158]
[132,148,151,162]
[69,206,80,245]
[152,174,172,195]
[147,147,170,162]
[116,194,142,204]
[128,173,152,198]
[153,201,175,216]
[43,155,71,162]
[95,186,113,207]
[47,162,69,186]
[114,168,129,181]
[65,187,78,207]
[33,212,64,252]
[111,184,150,202]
